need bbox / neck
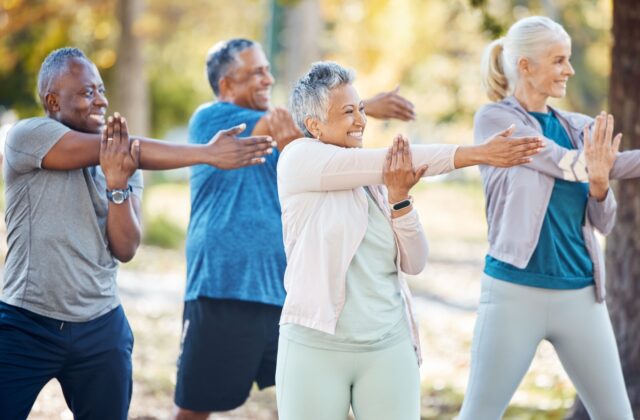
[217,92,235,104]
[513,84,549,113]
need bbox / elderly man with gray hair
[0,47,274,420]
[174,38,424,419]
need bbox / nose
[565,61,575,77]
[355,108,367,127]
[94,90,108,108]
[263,70,275,86]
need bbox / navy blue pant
[0,302,134,420]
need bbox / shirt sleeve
[4,117,71,174]
[585,188,617,235]
[129,169,144,198]
[278,138,458,195]
[474,106,592,182]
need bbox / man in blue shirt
[173,38,419,419]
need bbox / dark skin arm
[252,107,304,151]
[363,87,416,121]
[100,115,141,262]
[42,114,275,171]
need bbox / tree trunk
[567,0,640,418]
[112,0,149,136]
[279,0,322,92]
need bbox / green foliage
[142,215,185,249]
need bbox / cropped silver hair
[37,47,89,105]
[289,61,355,137]
[206,38,257,96]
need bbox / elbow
[400,242,429,275]
[402,260,427,276]
[111,238,141,263]
[114,247,138,263]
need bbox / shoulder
[6,117,69,149]
[475,99,520,121]
[555,108,592,130]
[278,138,331,169]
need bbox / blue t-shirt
[184,101,286,306]
[485,110,594,289]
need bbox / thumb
[612,133,622,153]
[497,124,515,138]
[416,164,428,179]
[220,123,247,137]
[392,85,400,95]
[130,139,140,164]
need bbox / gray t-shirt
[1,117,143,322]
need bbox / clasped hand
[383,135,428,206]
[584,111,622,200]
[100,113,139,190]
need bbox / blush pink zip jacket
[276,138,459,362]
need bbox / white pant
[459,275,633,420]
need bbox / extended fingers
[510,137,544,156]
[220,123,248,137]
[612,133,622,153]
[604,114,614,146]
[594,112,606,145]
[391,97,416,121]
[106,115,114,143]
[391,136,399,169]
[496,124,516,139]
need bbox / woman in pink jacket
[275,61,542,420]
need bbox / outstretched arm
[278,131,540,194]
[363,87,415,121]
[41,113,275,171]
[474,107,640,181]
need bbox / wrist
[106,177,129,190]
[589,179,609,201]
[388,191,410,204]
[454,145,483,169]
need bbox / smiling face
[45,57,108,134]
[520,38,575,101]
[312,84,366,148]
[222,45,274,111]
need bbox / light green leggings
[276,335,420,420]
[459,275,633,420]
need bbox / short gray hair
[206,38,257,96]
[37,47,89,105]
[289,61,355,137]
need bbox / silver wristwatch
[106,185,132,204]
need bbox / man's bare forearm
[133,137,211,169]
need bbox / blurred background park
[1,0,639,419]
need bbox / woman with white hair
[275,61,542,420]
[459,16,640,419]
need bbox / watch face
[111,190,125,204]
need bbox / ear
[218,76,232,97]
[304,116,321,139]
[44,92,60,113]
[517,57,531,76]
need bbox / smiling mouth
[89,114,105,124]
[347,131,363,139]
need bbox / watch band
[390,196,413,211]
[106,185,133,204]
